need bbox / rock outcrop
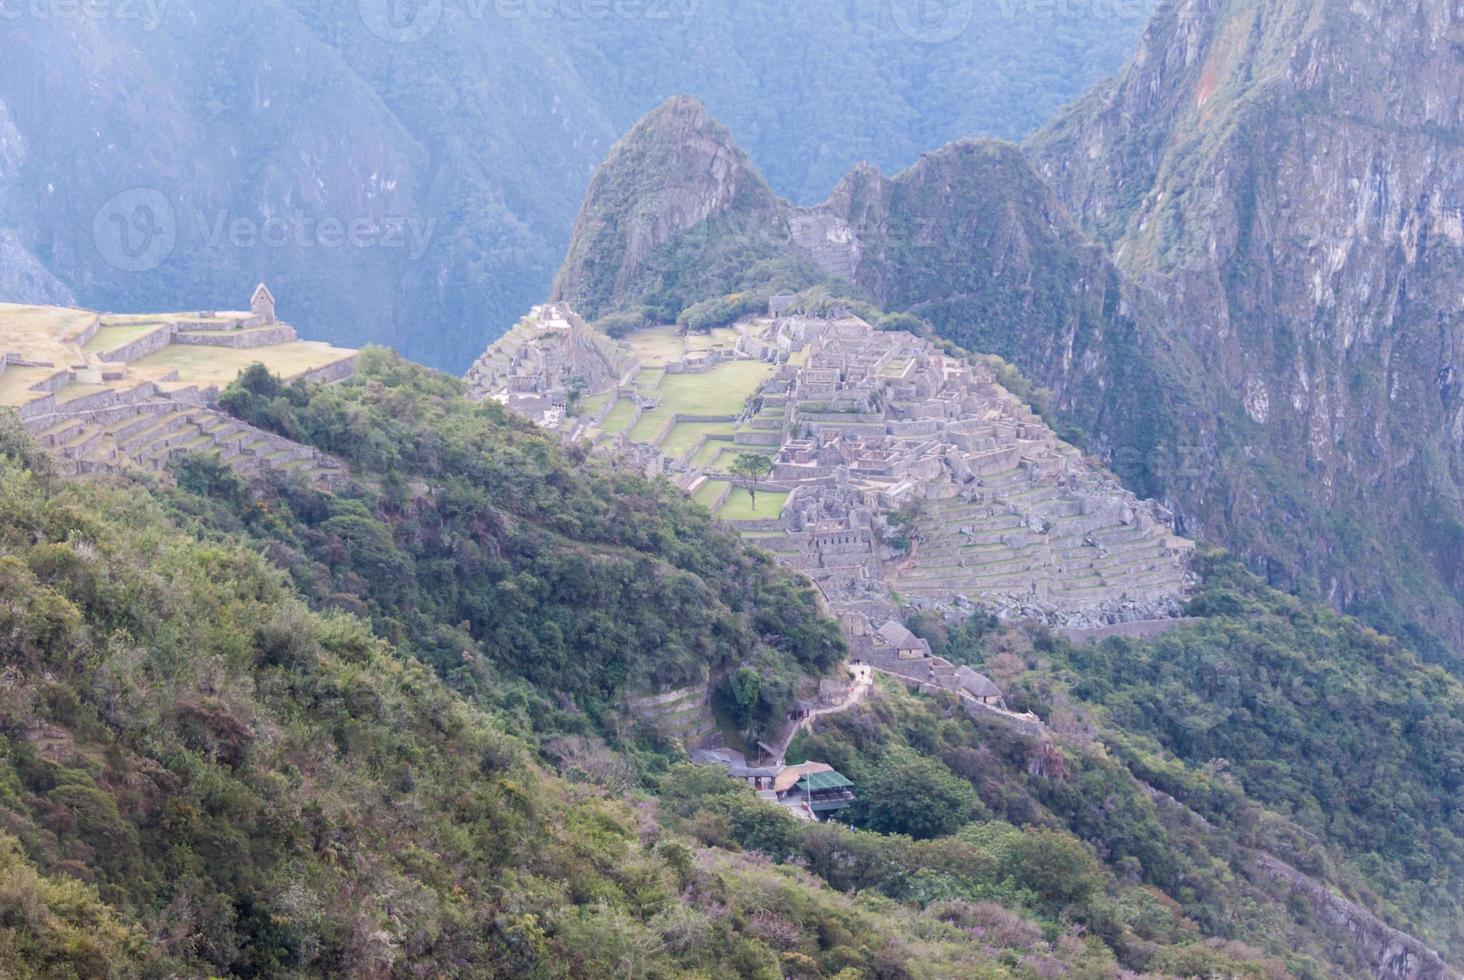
[551,96,784,321]
[1026,0,1464,652]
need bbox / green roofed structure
[797,769,855,814]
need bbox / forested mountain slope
[0,412,1041,977]
[0,360,1335,979]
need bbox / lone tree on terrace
[730,453,773,511]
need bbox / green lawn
[634,367,664,391]
[684,327,741,353]
[624,325,685,366]
[128,341,356,386]
[628,411,669,445]
[0,366,60,407]
[690,440,732,469]
[600,398,638,436]
[56,382,110,404]
[656,361,774,417]
[83,322,168,354]
[719,488,789,521]
[693,479,729,509]
[578,391,612,418]
[661,422,735,459]
[0,303,99,363]
[614,360,773,446]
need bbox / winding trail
[765,665,873,762]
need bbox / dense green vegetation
[193,352,841,739]
[3,418,1083,978]
[0,369,1287,978]
[907,552,1464,962]
[655,743,1288,980]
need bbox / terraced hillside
[0,298,355,483]
[466,307,1193,631]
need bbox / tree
[730,453,773,510]
[729,666,762,730]
[855,749,976,840]
[999,828,1104,907]
[563,374,588,416]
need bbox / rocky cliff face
[1028,0,1464,652]
[797,140,1213,493]
[0,97,72,306]
[551,97,783,320]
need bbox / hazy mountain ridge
[0,0,1154,370]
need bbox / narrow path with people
[765,665,874,763]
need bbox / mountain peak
[640,93,714,128]
[550,97,780,319]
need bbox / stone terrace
[1,295,356,487]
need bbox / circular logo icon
[360,0,442,43]
[890,0,974,44]
[93,187,176,274]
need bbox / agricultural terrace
[600,398,639,435]
[660,421,735,460]
[127,341,356,387]
[654,360,774,416]
[622,325,685,366]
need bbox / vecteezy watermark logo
[890,0,973,43]
[0,0,172,30]
[360,0,442,43]
[361,0,698,43]
[93,190,438,273]
[194,210,437,260]
[93,188,177,273]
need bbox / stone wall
[173,324,298,348]
[627,683,718,749]
[69,316,102,349]
[100,324,174,363]
[293,355,359,386]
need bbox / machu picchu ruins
[468,302,1196,643]
[1,287,357,484]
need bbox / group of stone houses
[719,311,1194,631]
